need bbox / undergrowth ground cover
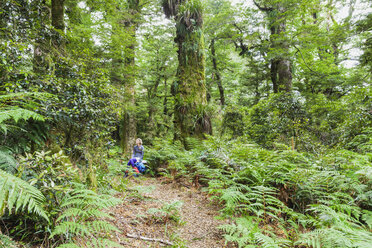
[146,137,372,248]
[1,138,371,247]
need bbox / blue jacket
[133,145,144,160]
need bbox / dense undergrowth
[0,148,126,247]
[146,137,372,248]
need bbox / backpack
[135,162,146,173]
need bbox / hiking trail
[109,177,235,248]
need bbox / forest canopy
[0,0,371,247]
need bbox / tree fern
[0,169,48,220]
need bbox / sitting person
[133,138,144,161]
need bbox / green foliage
[0,92,50,153]
[148,135,372,247]
[0,233,18,248]
[1,0,371,247]
[247,93,307,148]
[0,169,48,221]
[0,149,17,173]
[18,151,81,216]
[51,187,122,247]
[220,217,290,248]
[148,200,183,224]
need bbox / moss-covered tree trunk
[163,0,212,145]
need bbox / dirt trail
[110,177,233,248]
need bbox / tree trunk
[173,27,211,143]
[147,71,162,139]
[119,1,141,155]
[52,0,65,30]
[210,38,225,105]
[162,0,212,145]
[51,0,65,50]
[163,78,168,116]
[33,4,51,75]
[271,59,279,93]
[268,6,292,93]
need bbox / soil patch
[109,177,235,248]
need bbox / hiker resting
[133,138,144,161]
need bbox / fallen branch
[126,233,174,246]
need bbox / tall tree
[110,0,144,154]
[162,0,212,144]
[254,0,293,93]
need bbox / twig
[126,233,174,246]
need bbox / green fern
[0,92,49,135]
[51,188,122,247]
[0,169,48,220]
[220,217,290,248]
[219,217,259,248]
[296,226,372,248]
[0,107,44,125]
[148,200,183,224]
[0,149,17,173]
[217,185,251,215]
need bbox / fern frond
[52,187,121,247]
[219,217,258,248]
[0,107,45,124]
[219,185,251,215]
[57,208,113,222]
[88,220,120,233]
[296,226,372,248]
[85,238,122,248]
[0,149,17,173]
[51,221,92,237]
[254,232,283,248]
[61,189,121,209]
[0,169,48,220]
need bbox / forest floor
[109,176,235,248]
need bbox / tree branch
[126,233,174,246]
[253,0,273,12]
